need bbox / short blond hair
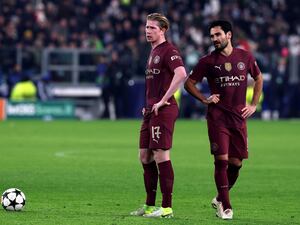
[147,13,169,31]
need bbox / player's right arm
[184,77,220,105]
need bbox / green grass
[0,119,300,225]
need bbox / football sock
[214,160,231,210]
[158,160,174,208]
[142,161,158,206]
[228,163,242,190]
[217,163,242,201]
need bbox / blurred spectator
[10,74,37,101]
[105,50,126,119]
[7,64,22,97]
[0,68,8,97]
[267,56,288,119]
[96,55,108,87]
[282,35,300,117]
[37,72,52,101]
[96,55,110,118]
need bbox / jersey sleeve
[248,53,261,79]
[189,57,207,82]
[164,47,184,72]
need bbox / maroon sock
[158,160,174,208]
[217,163,242,201]
[142,161,158,206]
[228,164,242,190]
[214,160,231,210]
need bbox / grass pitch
[0,119,299,225]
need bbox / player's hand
[151,101,170,116]
[142,107,151,117]
[241,104,257,118]
[204,94,220,104]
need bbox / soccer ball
[1,188,26,211]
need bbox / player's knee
[228,157,242,167]
[153,153,163,163]
[153,149,170,163]
[139,149,153,164]
[214,154,228,161]
[228,163,242,172]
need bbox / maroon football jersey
[190,48,261,128]
[145,41,184,107]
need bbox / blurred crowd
[0,0,300,118]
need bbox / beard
[214,40,228,51]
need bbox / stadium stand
[0,0,299,118]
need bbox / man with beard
[184,20,263,220]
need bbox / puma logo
[214,65,221,71]
[153,139,159,143]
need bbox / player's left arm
[152,66,187,115]
[241,73,263,118]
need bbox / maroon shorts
[207,122,248,159]
[139,104,178,150]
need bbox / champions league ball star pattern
[1,188,26,211]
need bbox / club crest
[237,62,245,70]
[153,55,160,64]
[225,62,232,72]
[210,142,219,153]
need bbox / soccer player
[184,20,263,220]
[130,13,187,218]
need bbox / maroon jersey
[190,48,261,128]
[145,41,184,107]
